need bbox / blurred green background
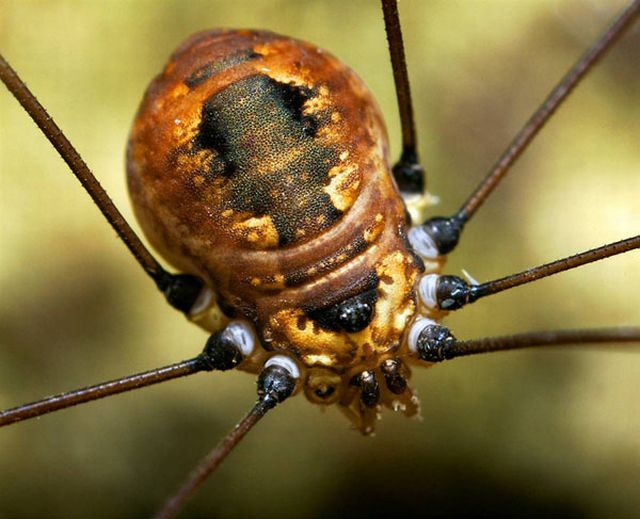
[1,1,639,517]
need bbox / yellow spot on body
[233,215,279,248]
[176,149,213,175]
[304,354,335,367]
[253,43,272,56]
[374,251,416,336]
[303,83,332,114]
[363,228,377,242]
[274,274,285,284]
[364,213,386,242]
[170,82,190,99]
[173,126,187,140]
[332,112,342,123]
[323,163,360,211]
[250,277,261,287]
[339,150,349,161]
[263,68,306,90]
[222,209,234,218]
[192,175,205,187]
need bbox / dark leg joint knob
[392,150,424,194]
[380,358,407,394]
[258,361,297,410]
[436,275,475,310]
[417,324,457,363]
[156,272,204,314]
[421,215,465,256]
[200,321,256,371]
[200,330,244,371]
[352,370,380,408]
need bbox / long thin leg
[0,55,203,313]
[154,362,297,519]
[414,327,640,363]
[0,358,206,427]
[0,320,257,426]
[155,402,268,519]
[456,0,640,223]
[381,0,424,195]
[414,0,640,256]
[454,328,640,359]
[467,236,640,302]
[419,235,640,310]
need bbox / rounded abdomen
[127,29,417,338]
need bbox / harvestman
[1,1,639,517]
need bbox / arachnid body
[128,28,436,430]
[1,1,639,518]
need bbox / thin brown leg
[414,326,640,363]
[381,0,424,194]
[154,363,297,519]
[432,235,640,310]
[0,358,207,427]
[415,0,640,256]
[456,0,640,222]
[0,54,203,312]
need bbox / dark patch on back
[185,50,262,88]
[276,82,319,138]
[194,74,341,247]
[195,102,237,176]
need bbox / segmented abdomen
[127,29,412,317]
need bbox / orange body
[127,30,440,431]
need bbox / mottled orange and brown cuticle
[127,29,432,431]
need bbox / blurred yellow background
[1,1,639,517]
